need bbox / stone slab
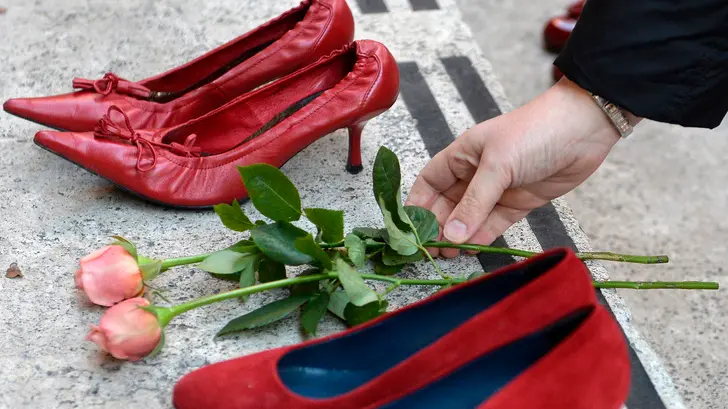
[0,0,684,408]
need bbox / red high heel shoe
[567,0,586,18]
[552,65,564,82]
[543,15,576,53]
[171,248,599,409]
[542,0,585,53]
[33,40,399,208]
[3,0,354,132]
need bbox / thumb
[442,165,508,244]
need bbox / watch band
[590,93,633,138]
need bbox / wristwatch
[589,93,633,138]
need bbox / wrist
[548,76,640,145]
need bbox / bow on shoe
[93,105,202,172]
[73,72,152,99]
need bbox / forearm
[555,0,728,129]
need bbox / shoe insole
[148,41,276,103]
[378,307,590,409]
[277,252,566,399]
[144,4,309,101]
[166,49,357,154]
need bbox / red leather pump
[34,40,400,208]
[543,15,576,53]
[543,0,585,53]
[171,248,605,409]
[4,0,354,132]
[568,0,586,18]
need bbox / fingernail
[444,220,468,243]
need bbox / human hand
[405,76,639,258]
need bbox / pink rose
[87,297,162,361]
[75,245,144,306]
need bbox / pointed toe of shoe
[35,130,77,155]
[4,93,111,131]
[3,98,35,120]
[34,129,99,171]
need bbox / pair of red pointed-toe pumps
[172,248,631,409]
[3,0,398,208]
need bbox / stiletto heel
[346,121,366,174]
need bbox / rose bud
[87,297,162,361]
[75,245,144,306]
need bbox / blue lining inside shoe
[277,251,567,399]
[378,307,590,409]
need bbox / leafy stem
[420,245,449,279]
[160,271,717,325]
[161,254,211,270]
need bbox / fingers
[473,204,530,246]
[405,149,459,209]
[442,162,509,244]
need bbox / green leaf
[227,242,259,254]
[382,246,424,266]
[139,260,163,281]
[238,255,261,293]
[301,292,330,336]
[372,147,413,232]
[344,300,389,327]
[335,258,378,307]
[238,164,302,222]
[371,253,404,276]
[111,235,138,260]
[213,199,256,232]
[352,227,386,241]
[379,196,419,256]
[199,250,256,275]
[345,234,366,268]
[251,222,313,266]
[304,208,345,243]
[327,290,351,320]
[294,234,333,270]
[258,257,287,283]
[290,269,322,297]
[404,206,439,244]
[216,295,310,337]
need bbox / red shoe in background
[3,0,354,132]
[543,15,577,53]
[543,0,585,53]
[552,65,564,82]
[567,0,586,18]
[33,40,400,208]
[172,248,602,409]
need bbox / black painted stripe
[409,0,440,11]
[356,0,388,14]
[476,236,518,271]
[440,55,668,409]
[441,56,500,122]
[398,60,516,273]
[398,62,454,158]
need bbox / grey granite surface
[0,0,685,408]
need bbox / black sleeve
[554,0,728,129]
